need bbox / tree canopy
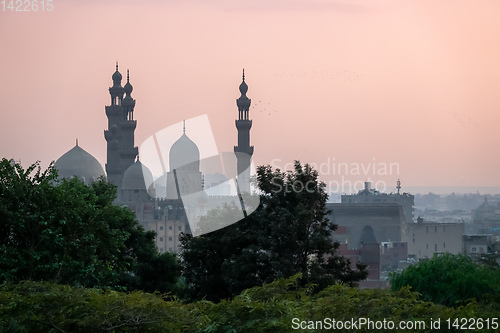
[181,161,367,302]
[390,253,500,307]
[2,275,496,333]
[0,158,180,292]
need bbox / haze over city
[1,0,500,193]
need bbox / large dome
[55,144,105,184]
[169,133,200,172]
[122,159,154,191]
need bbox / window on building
[413,238,415,243]
[435,226,437,233]
[471,247,477,252]
[178,226,182,231]
[160,248,163,252]
[169,248,172,252]
[160,237,163,242]
[169,237,172,241]
[160,226,163,230]
[443,243,445,248]
[435,244,437,252]
[426,244,428,249]
[169,226,172,230]
[426,227,428,233]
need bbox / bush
[390,253,500,307]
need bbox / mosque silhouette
[55,64,255,252]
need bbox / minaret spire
[234,70,254,193]
[105,64,138,191]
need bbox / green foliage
[0,158,181,292]
[0,280,206,332]
[390,253,500,307]
[2,277,499,333]
[181,161,367,302]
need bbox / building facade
[404,218,464,259]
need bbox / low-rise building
[404,218,464,259]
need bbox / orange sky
[1,0,500,193]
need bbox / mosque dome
[169,133,200,172]
[122,159,154,191]
[55,143,105,184]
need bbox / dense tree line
[2,275,499,332]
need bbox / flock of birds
[251,69,363,117]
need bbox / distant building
[380,241,408,272]
[341,181,414,224]
[462,234,493,255]
[471,197,500,234]
[327,202,405,250]
[336,241,409,289]
[404,217,464,259]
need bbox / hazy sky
[1,0,500,193]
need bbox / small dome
[124,81,133,94]
[169,133,200,171]
[55,144,105,184]
[122,159,154,191]
[112,70,122,82]
[239,80,248,96]
[239,69,248,96]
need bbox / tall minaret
[234,69,254,193]
[104,63,138,189]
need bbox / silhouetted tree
[181,161,367,301]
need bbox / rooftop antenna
[396,179,401,195]
[76,138,78,146]
[183,120,186,134]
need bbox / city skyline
[1,0,500,193]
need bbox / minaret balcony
[234,146,254,156]
[235,119,252,130]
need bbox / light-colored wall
[405,222,464,259]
